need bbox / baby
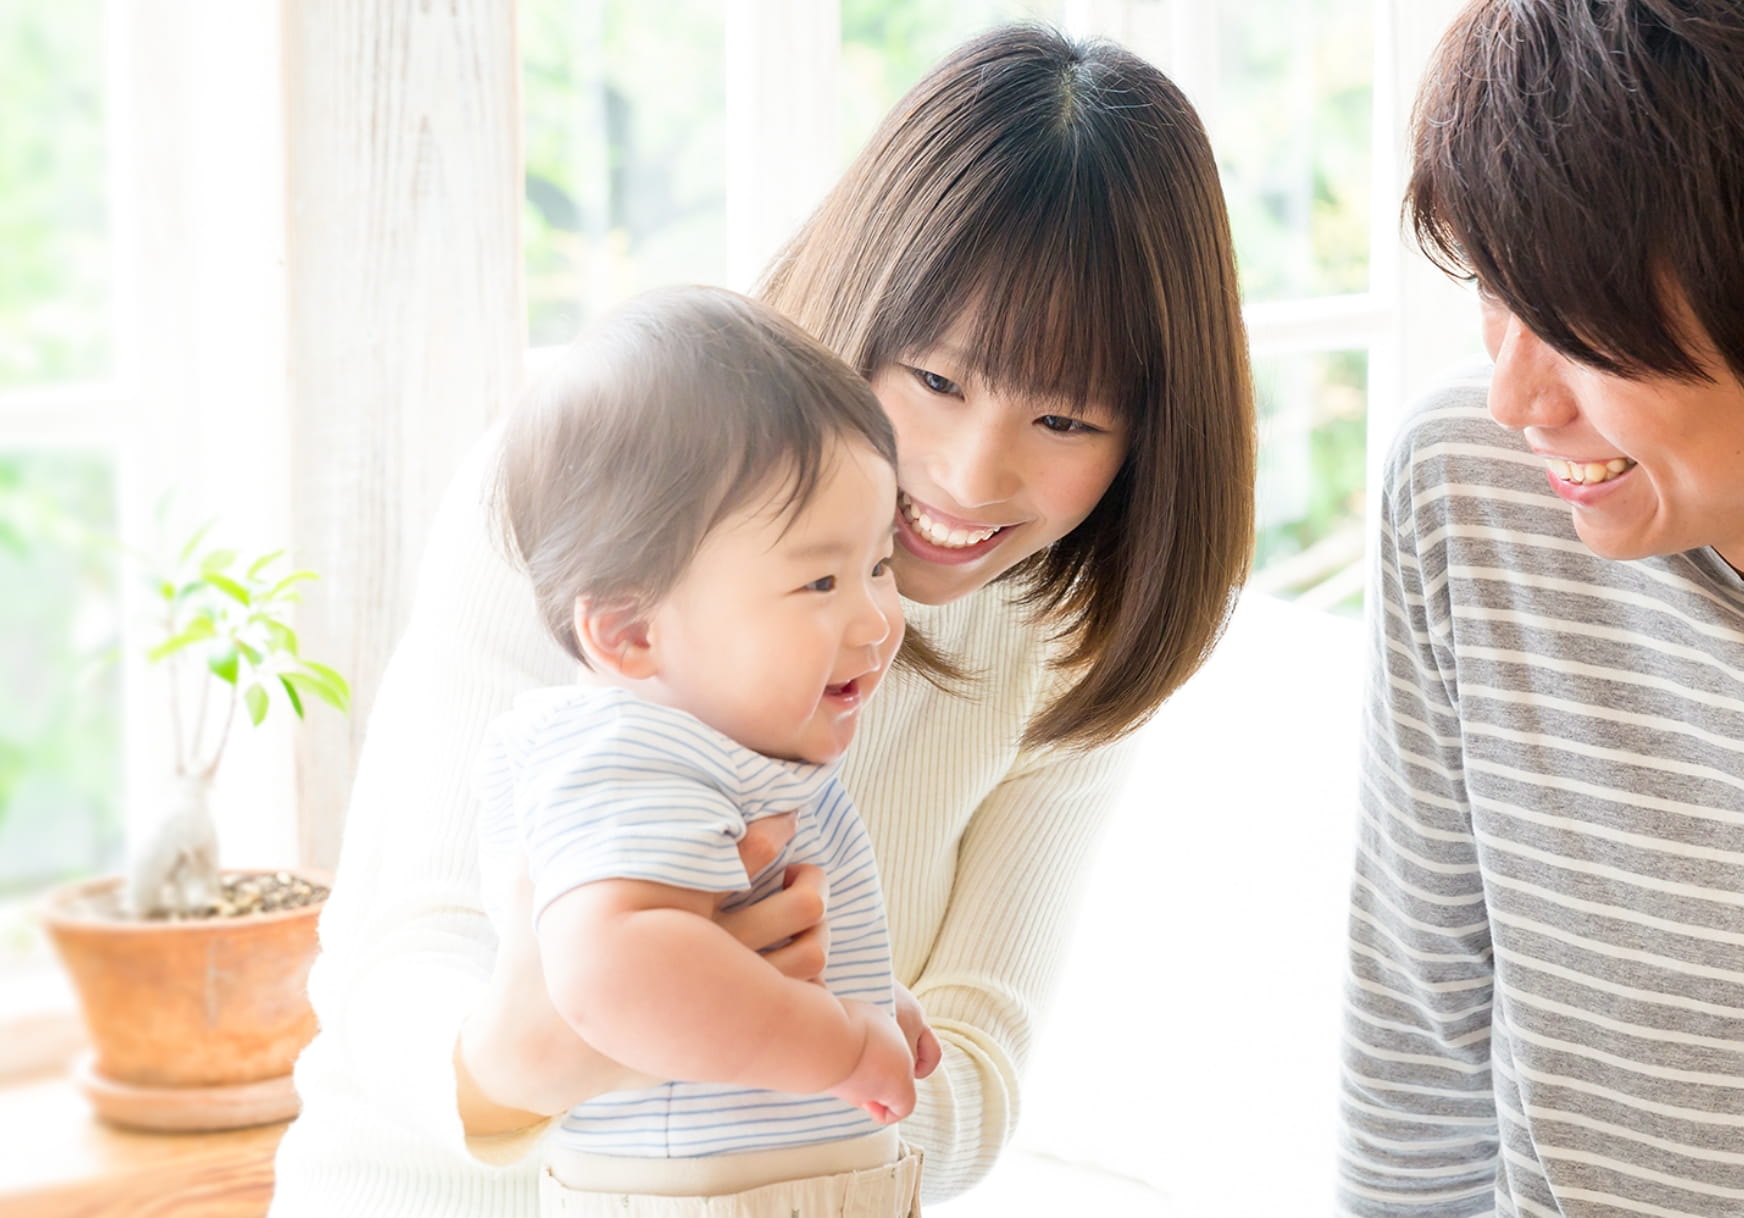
[475,286,927,1215]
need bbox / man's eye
[804,575,837,592]
[911,367,960,396]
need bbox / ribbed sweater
[269,431,1136,1216]
[1339,373,1744,1216]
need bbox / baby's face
[644,438,904,765]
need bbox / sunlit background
[0,1,1481,1213]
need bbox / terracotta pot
[40,868,330,1130]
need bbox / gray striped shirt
[1339,373,1744,1217]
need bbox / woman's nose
[1488,314,1579,432]
[932,416,1020,509]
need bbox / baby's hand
[829,1000,916,1124]
[892,982,941,1080]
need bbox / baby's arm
[539,877,915,1122]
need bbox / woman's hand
[455,812,831,1136]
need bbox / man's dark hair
[1406,0,1744,382]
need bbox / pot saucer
[74,1053,301,1132]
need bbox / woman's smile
[895,490,1013,565]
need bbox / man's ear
[573,596,658,680]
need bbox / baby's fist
[829,1001,916,1124]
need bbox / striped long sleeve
[1339,374,1744,1217]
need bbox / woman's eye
[911,367,960,396]
[1038,414,1095,434]
[804,575,837,592]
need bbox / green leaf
[302,661,352,710]
[207,647,239,686]
[205,572,251,606]
[236,639,264,668]
[200,548,238,575]
[263,619,300,657]
[284,669,348,712]
[279,674,306,719]
[265,570,319,601]
[178,519,216,565]
[146,616,216,663]
[247,549,286,579]
[157,579,177,603]
[244,683,270,727]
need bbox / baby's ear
[573,596,657,680]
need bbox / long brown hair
[759,24,1255,750]
[1406,0,1744,382]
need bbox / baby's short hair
[494,285,897,663]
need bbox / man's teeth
[1548,457,1636,485]
[899,493,1000,549]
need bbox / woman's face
[869,322,1130,606]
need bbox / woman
[271,23,1254,1215]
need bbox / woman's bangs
[877,168,1152,422]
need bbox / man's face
[1480,287,1744,573]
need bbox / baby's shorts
[539,1129,922,1217]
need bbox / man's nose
[1488,314,1579,432]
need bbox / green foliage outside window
[1213,0,1374,302]
[521,0,727,345]
[0,0,109,389]
[0,453,122,894]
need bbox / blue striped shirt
[475,685,894,1158]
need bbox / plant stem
[202,681,240,781]
[167,614,187,776]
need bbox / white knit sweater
[269,433,1137,1215]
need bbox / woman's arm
[898,733,1140,1201]
[301,428,571,1160]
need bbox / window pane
[0,0,110,388]
[522,0,727,345]
[1212,0,1372,302]
[1252,349,1368,611]
[839,0,1061,158]
[0,450,122,896]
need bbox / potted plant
[39,523,351,1132]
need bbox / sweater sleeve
[1337,422,1498,1216]
[902,729,1139,1203]
[301,426,570,1163]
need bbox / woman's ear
[573,596,658,680]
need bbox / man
[1339,2,1744,1214]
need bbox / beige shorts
[538,1132,923,1217]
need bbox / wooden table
[0,1071,285,1218]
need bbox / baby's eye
[804,575,837,592]
[910,366,961,396]
[871,557,892,578]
